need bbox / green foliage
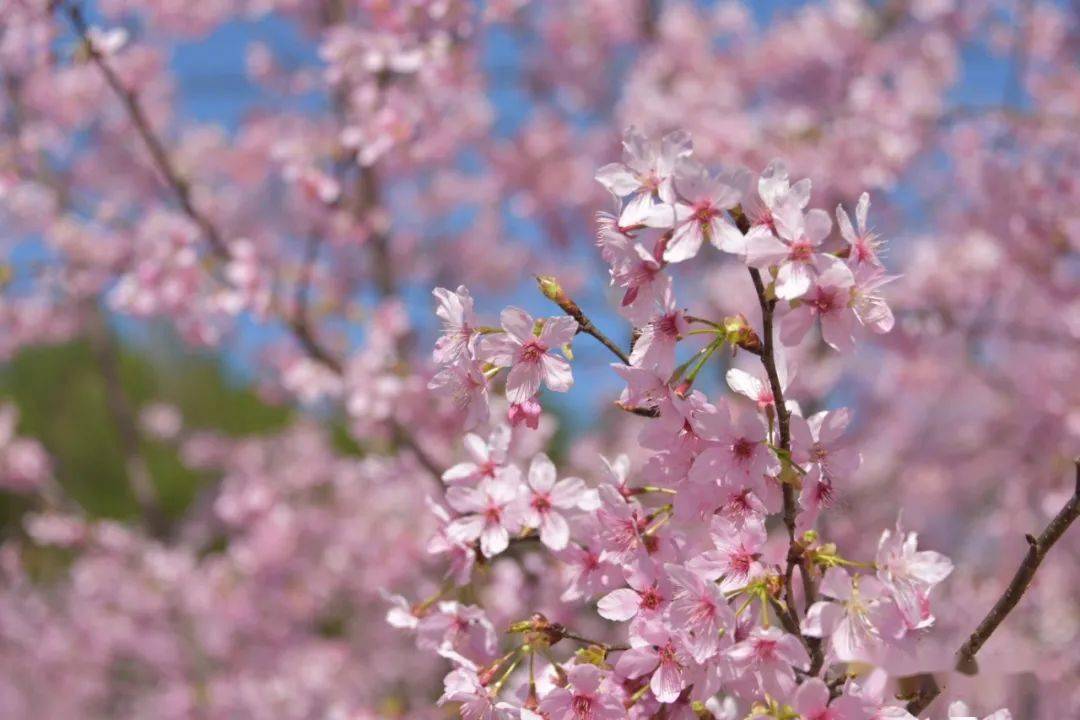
[0,334,292,528]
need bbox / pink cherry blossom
[479,308,578,404]
[447,475,523,558]
[597,559,669,624]
[663,158,746,262]
[628,285,689,375]
[594,126,692,228]
[876,518,954,630]
[537,663,625,720]
[597,216,672,325]
[796,465,836,533]
[556,517,620,602]
[793,678,869,720]
[742,159,812,233]
[514,453,592,551]
[439,665,511,720]
[689,402,779,492]
[417,601,498,663]
[790,408,861,483]
[428,357,492,430]
[507,397,543,429]
[615,623,691,704]
[837,192,884,269]
[427,497,478,586]
[780,262,858,351]
[725,346,792,411]
[665,563,735,662]
[433,285,479,364]
[802,567,890,663]
[594,484,650,563]
[851,265,898,335]
[442,426,512,486]
[726,626,810,699]
[744,199,840,300]
[844,669,918,720]
[688,516,768,593]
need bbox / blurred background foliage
[0,329,293,533]
[0,328,578,541]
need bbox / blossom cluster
[408,129,992,720]
[0,1,1076,717]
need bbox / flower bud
[723,314,762,354]
[536,275,565,303]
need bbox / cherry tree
[0,0,1077,718]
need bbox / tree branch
[61,1,345,374]
[735,207,823,674]
[63,3,231,260]
[86,306,169,537]
[536,276,631,364]
[906,461,1080,715]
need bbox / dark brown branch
[290,235,343,374]
[536,276,631,364]
[735,206,824,674]
[86,307,169,536]
[906,461,1080,715]
[640,0,662,40]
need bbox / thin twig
[905,461,1080,715]
[559,629,630,653]
[536,277,630,364]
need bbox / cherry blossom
[837,192,884,269]
[744,200,840,300]
[446,476,523,558]
[615,623,692,704]
[780,262,859,351]
[594,126,692,228]
[665,563,736,662]
[597,559,669,624]
[434,285,479,364]
[663,158,745,262]
[478,308,578,404]
[514,453,593,551]
[442,426,513,486]
[726,626,809,699]
[790,408,861,483]
[537,664,625,720]
[4,2,1073,714]
[688,516,768,593]
[689,402,779,492]
[793,678,870,720]
[803,567,891,663]
[627,286,688,375]
[876,518,954,630]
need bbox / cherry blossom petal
[539,511,569,550]
[540,353,574,393]
[500,306,535,341]
[597,588,641,621]
[506,361,543,404]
